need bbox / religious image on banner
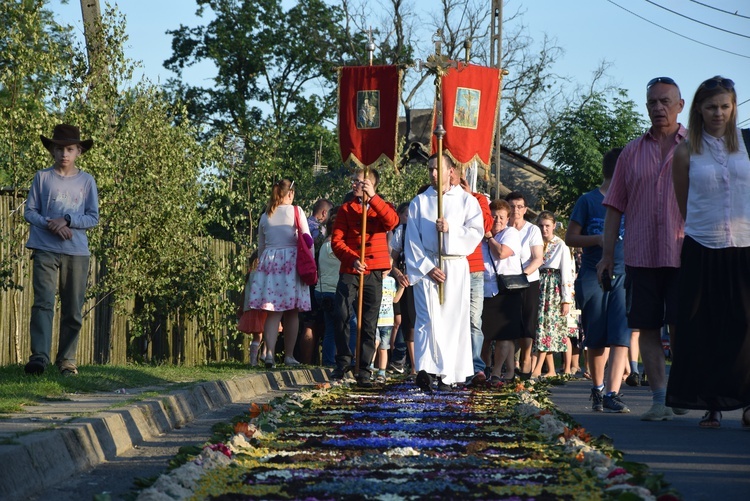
[357,91,380,129]
[432,64,501,170]
[338,65,401,168]
[453,87,480,130]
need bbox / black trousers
[334,271,383,377]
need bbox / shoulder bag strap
[293,205,301,233]
[486,239,499,276]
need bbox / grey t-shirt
[25,167,99,256]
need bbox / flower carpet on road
[138,379,679,500]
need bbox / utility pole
[80,0,104,76]
[490,0,506,199]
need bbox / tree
[163,0,363,242]
[543,90,647,216]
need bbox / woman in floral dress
[530,211,575,379]
[247,178,312,368]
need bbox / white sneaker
[641,403,674,421]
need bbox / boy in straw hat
[24,124,99,376]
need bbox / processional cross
[417,30,464,304]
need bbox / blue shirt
[569,188,625,274]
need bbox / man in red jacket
[331,168,399,387]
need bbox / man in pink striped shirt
[597,77,687,422]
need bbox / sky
[49,0,750,129]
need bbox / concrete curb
[0,368,329,501]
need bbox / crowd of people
[235,75,749,427]
[24,76,749,431]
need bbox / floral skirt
[534,269,568,353]
[247,247,311,312]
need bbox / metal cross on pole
[417,30,463,304]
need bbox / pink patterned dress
[247,205,311,312]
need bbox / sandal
[742,407,750,429]
[698,410,722,429]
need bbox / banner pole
[355,29,375,377]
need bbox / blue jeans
[315,290,337,366]
[469,271,485,374]
[29,250,90,367]
[390,326,407,367]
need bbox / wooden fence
[0,190,246,367]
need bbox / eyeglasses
[700,77,734,90]
[647,76,677,89]
[510,205,526,210]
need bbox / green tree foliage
[163,0,362,242]
[543,91,646,216]
[164,0,352,132]
[0,0,74,189]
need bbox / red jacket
[467,192,493,273]
[332,194,399,274]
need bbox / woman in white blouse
[668,76,750,429]
[480,199,523,384]
[530,211,575,380]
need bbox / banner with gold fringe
[431,63,501,169]
[338,65,402,168]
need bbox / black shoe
[590,387,604,412]
[415,370,433,392]
[436,378,452,391]
[356,377,374,388]
[625,372,640,387]
[24,359,45,375]
[330,366,351,380]
[641,374,650,387]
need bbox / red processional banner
[338,65,402,167]
[431,63,501,169]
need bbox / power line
[644,0,750,39]
[688,0,750,21]
[605,0,750,59]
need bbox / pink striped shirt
[603,125,687,268]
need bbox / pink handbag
[294,206,318,286]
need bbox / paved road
[0,369,329,501]
[4,369,749,500]
[548,378,750,501]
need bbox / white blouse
[539,236,575,303]
[685,129,750,248]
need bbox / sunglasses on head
[647,76,677,89]
[700,77,734,91]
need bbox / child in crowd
[237,251,267,365]
[373,258,404,384]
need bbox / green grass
[0,362,261,415]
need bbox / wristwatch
[64,214,71,227]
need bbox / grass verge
[0,362,260,415]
